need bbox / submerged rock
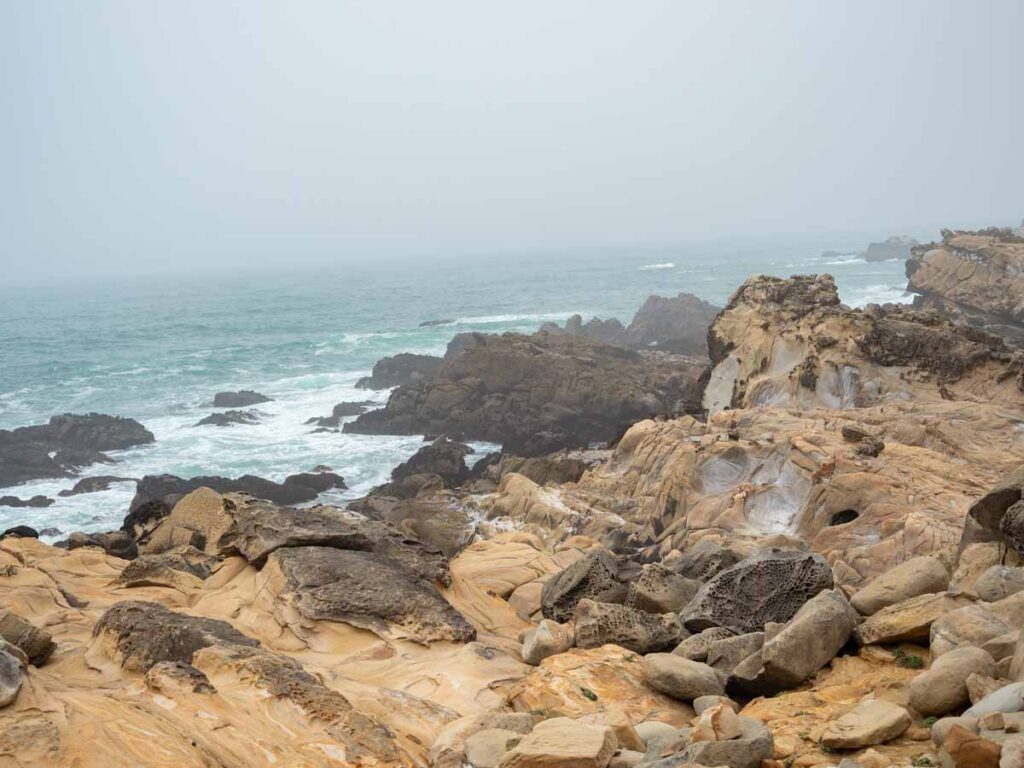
[211,390,271,407]
[0,495,53,508]
[58,476,136,497]
[194,409,260,427]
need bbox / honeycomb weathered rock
[540,551,628,623]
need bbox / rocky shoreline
[1,230,1024,767]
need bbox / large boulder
[647,716,773,768]
[681,549,833,633]
[0,610,56,666]
[909,645,997,716]
[855,593,968,646]
[388,437,471,490]
[345,332,705,455]
[971,566,1024,602]
[498,717,616,768]
[521,620,574,666]
[820,699,912,749]
[541,551,628,623]
[0,643,23,708]
[574,600,683,655]
[627,564,700,615]
[850,556,950,615]
[643,654,725,701]
[355,353,442,390]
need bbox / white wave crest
[639,262,675,271]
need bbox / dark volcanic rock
[682,548,834,634]
[345,332,705,455]
[355,353,443,390]
[624,292,721,356]
[212,390,271,407]
[541,551,628,623]
[0,413,153,487]
[390,437,471,489]
[93,600,260,671]
[195,409,260,427]
[0,495,54,508]
[269,546,475,643]
[0,526,38,539]
[282,471,346,493]
[58,476,136,497]
[305,401,376,428]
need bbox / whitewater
[0,239,911,535]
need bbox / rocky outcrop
[346,333,705,455]
[907,227,1024,347]
[0,495,53,508]
[388,437,471,491]
[862,234,918,262]
[212,390,271,407]
[541,551,628,623]
[0,413,154,487]
[356,353,443,389]
[194,409,260,427]
[306,400,375,427]
[703,274,1021,415]
[58,475,136,497]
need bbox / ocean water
[0,239,910,536]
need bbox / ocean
[0,238,910,536]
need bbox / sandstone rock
[542,552,628,623]
[650,716,773,768]
[850,556,950,615]
[578,709,646,752]
[670,539,742,582]
[574,600,683,655]
[1002,502,1024,558]
[693,695,739,715]
[431,713,536,768]
[114,547,219,589]
[943,723,1002,768]
[0,609,55,666]
[933,593,1024,658]
[910,646,998,716]
[0,644,23,708]
[934,717,982,747]
[690,701,742,742]
[608,749,644,768]
[856,593,967,646]
[67,530,138,560]
[705,632,764,677]
[673,628,735,662]
[144,660,215,695]
[498,717,617,768]
[635,721,678,745]
[969,674,1007,705]
[820,699,912,749]
[628,564,700,615]
[268,546,475,644]
[466,728,524,768]
[967,684,1024,717]
[522,620,574,666]
[643,654,725,701]
[983,633,1020,663]
[682,549,833,634]
[973,567,1024,603]
[212,390,271,407]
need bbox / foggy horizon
[2,0,1023,280]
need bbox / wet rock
[0,610,55,666]
[910,646,998,716]
[355,353,442,390]
[389,437,471,490]
[0,495,54,508]
[306,401,376,427]
[268,546,475,643]
[58,476,136,497]
[420,319,454,328]
[92,600,259,672]
[211,390,271,407]
[574,600,683,655]
[522,620,574,666]
[281,470,347,493]
[851,556,950,615]
[195,409,260,427]
[0,525,39,538]
[541,551,629,623]
[498,716,617,768]
[643,654,725,701]
[682,549,833,633]
[821,699,912,749]
[628,564,700,615]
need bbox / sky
[1,0,1022,279]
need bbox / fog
[2,0,1022,280]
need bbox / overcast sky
[2,1,1022,279]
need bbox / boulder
[268,546,475,643]
[466,729,524,768]
[628,564,700,615]
[498,717,617,768]
[522,620,574,666]
[642,654,725,701]
[820,699,912,749]
[58,475,136,497]
[0,610,55,666]
[1002,502,1024,558]
[682,549,833,633]
[67,530,138,560]
[355,353,442,390]
[670,539,742,582]
[855,593,967,646]
[0,644,23,708]
[966,684,1024,717]
[574,600,683,655]
[0,495,54,508]
[932,717,980,747]
[690,701,742,742]
[674,628,735,662]
[0,525,38,538]
[194,409,260,427]
[932,605,1016,658]
[541,552,628,623]
[850,556,949,615]
[648,716,773,768]
[389,437,471,490]
[942,724,1002,768]
[212,390,271,407]
[705,633,764,677]
[972,567,1024,603]
[910,646,998,716]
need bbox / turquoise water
[0,239,909,535]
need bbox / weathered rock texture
[346,332,705,455]
[356,353,443,389]
[907,227,1024,347]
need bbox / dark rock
[682,549,834,633]
[963,464,1024,550]
[389,437,471,490]
[346,333,705,456]
[145,660,215,695]
[669,539,743,581]
[67,530,138,560]
[0,413,153,487]
[862,235,918,262]
[38,528,62,537]
[627,563,700,614]
[195,409,260,427]
[482,450,602,487]
[0,610,56,666]
[0,496,53,508]
[58,476,136,497]
[624,293,720,356]
[269,546,476,644]
[93,600,260,671]
[1000,499,1024,558]
[541,551,628,623]
[573,599,684,654]
[212,390,271,407]
[355,353,442,390]
[419,319,454,327]
[305,401,376,428]
[282,471,347,493]
[354,495,475,558]
[115,548,219,587]
[0,526,38,539]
